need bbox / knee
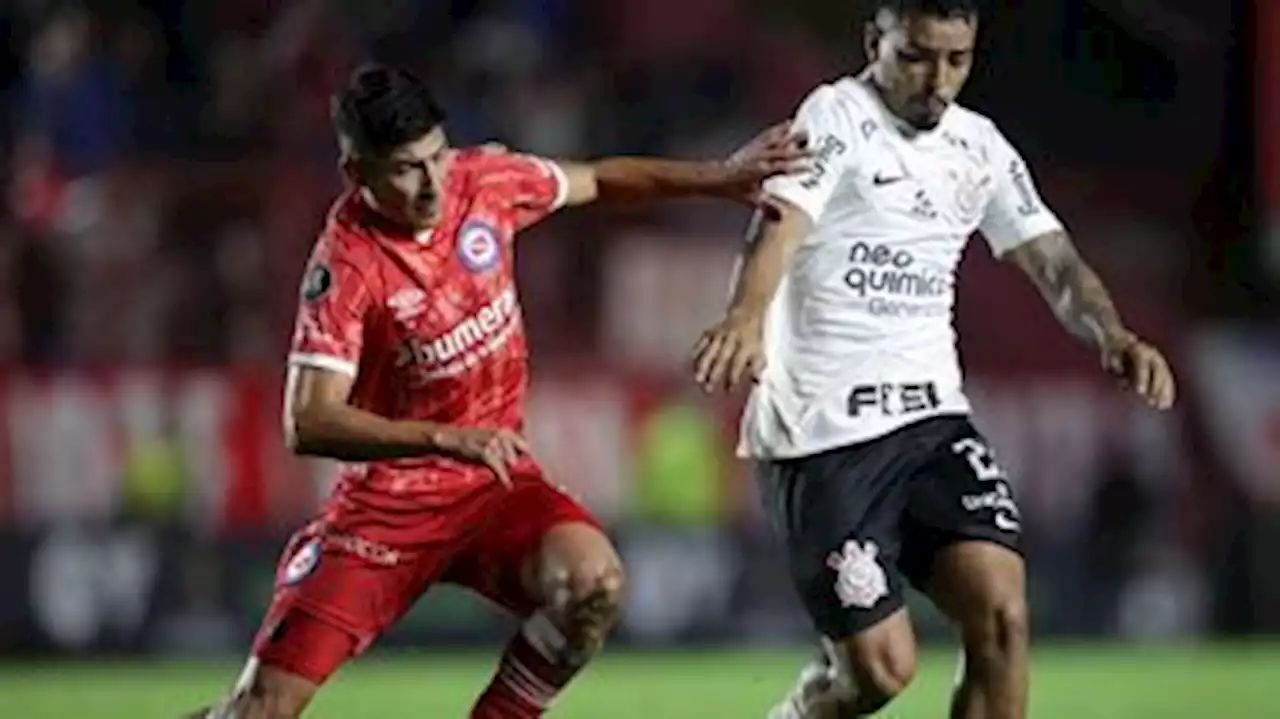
[963,596,1030,664]
[563,560,627,627]
[843,637,916,712]
[857,643,917,701]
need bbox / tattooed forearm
[1005,231,1131,350]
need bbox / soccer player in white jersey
[691,1,1177,718]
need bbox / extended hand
[1102,333,1177,410]
[692,314,766,392]
[720,122,810,206]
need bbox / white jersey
[739,75,1064,459]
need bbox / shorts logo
[994,512,1021,533]
[827,540,889,609]
[457,220,501,272]
[283,538,322,585]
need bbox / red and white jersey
[287,148,568,544]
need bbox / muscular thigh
[755,435,920,639]
[444,474,605,616]
[899,418,1023,590]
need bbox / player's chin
[407,206,439,229]
[904,102,946,129]
[908,110,944,130]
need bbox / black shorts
[755,414,1023,638]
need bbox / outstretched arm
[555,123,808,207]
[1003,231,1177,410]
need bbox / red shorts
[250,476,601,684]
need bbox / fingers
[693,328,763,392]
[1115,341,1178,411]
[743,125,811,169]
[747,352,767,383]
[1141,348,1177,410]
[1132,346,1154,399]
[482,430,531,488]
[1103,349,1132,391]
[758,121,797,145]
[693,330,728,388]
[728,338,759,388]
[483,454,513,488]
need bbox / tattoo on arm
[1006,231,1130,349]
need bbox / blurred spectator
[19,7,130,179]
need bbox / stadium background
[0,0,1276,716]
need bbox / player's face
[866,13,977,130]
[354,126,450,230]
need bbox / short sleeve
[478,152,570,230]
[287,249,374,377]
[978,126,1064,256]
[763,85,857,223]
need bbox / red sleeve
[477,152,570,230]
[287,243,375,377]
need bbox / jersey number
[951,437,1005,481]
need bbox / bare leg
[769,608,917,718]
[184,658,320,719]
[928,541,1030,719]
[471,522,626,718]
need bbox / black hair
[331,64,447,158]
[874,0,978,21]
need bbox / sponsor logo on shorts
[283,538,322,585]
[331,532,402,566]
[457,220,502,272]
[960,481,1022,534]
[826,540,889,610]
[994,512,1022,533]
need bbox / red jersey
[287,148,569,544]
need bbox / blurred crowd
[0,1,1249,366]
[0,0,833,365]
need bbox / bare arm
[1002,230,1132,351]
[1004,231,1178,409]
[553,159,749,205]
[284,365,530,481]
[725,200,813,319]
[554,123,807,207]
[284,365,447,460]
[692,200,812,390]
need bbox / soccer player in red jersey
[188,64,807,719]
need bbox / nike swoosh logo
[872,173,905,186]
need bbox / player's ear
[863,21,882,62]
[339,153,362,186]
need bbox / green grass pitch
[1,644,1274,718]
